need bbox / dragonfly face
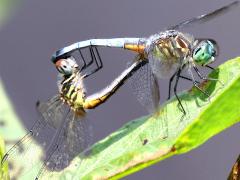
[55,57,79,76]
[192,39,218,66]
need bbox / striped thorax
[60,73,86,113]
[145,30,194,78]
[146,30,194,62]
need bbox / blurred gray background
[0,0,239,179]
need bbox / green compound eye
[193,40,217,66]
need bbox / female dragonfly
[51,1,238,115]
[1,54,147,179]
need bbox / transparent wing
[168,1,239,30]
[2,95,68,179]
[37,95,67,129]
[148,47,180,80]
[36,111,93,179]
[128,60,160,113]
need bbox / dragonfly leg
[79,44,98,71]
[194,82,210,99]
[93,46,103,70]
[79,49,87,71]
[82,46,103,78]
[174,69,186,115]
[193,66,224,86]
[188,67,211,101]
[179,75,200,84]
[84,46,95,70]
[168,71,177,100]
[205,65,215,70]
[168,72,199,100]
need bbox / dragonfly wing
[3,95,69,179]
[52,113,93,170]
[36,111,93,178]
[36,95,67,129]
[128,60,160,113]
[168,1,239,30]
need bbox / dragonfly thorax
[146,30,194,79]
[58,72,87,116]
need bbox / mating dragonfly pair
[2,1,238,179]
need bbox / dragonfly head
[55,56,79,76]
[192,39,218,66]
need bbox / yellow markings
[153,46,166,60]
[152,37,190,62]
[162,47,172,59]
[65,85,74,99]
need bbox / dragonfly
[51,1,238,115]
[1,54,147,179]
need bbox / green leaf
[0,0,20,28]
[0,79,27,180]
[0,78,43,180]
[4,57,240,179]
[0,1,24,179]
[0,79,43,180]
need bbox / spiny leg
[84,46,95,69]
[188,68,210,100]
[168,71,177,100]
[193,66,224,86]
[179,75,199,83]
[168,63,187,100]
[91,46,103,73]
[83,46,103,78]
[94,46,103,68]
[79,44,98,72]
[174,69,186,115]
[79,49,87,71]
[205,65,215,70]
[168,73,200,100]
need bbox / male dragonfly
[1,54,147,179]
[51,1,238,115]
